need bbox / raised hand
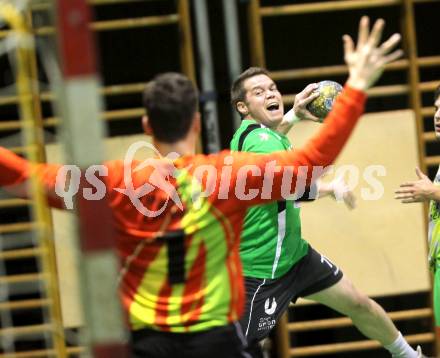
[344,16,402,91]
[395,167,439,203]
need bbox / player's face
[435,95,440,139]
[241,74,284,128]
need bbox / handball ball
[307,80,343,122]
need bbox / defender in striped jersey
[231,27,421,358]
[395,85,440,342]
[0,71,367,358]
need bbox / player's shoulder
[241,127,286,152]
[233,121,281,150]
[231,121,261,147]
[245,127,280,143]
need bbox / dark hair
[143,72,198,143]
[435,84,440,102]
[230,67,270,117]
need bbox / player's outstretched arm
[0,147,66,208]
[344,16,402,91]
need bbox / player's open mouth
[266,103,280,112]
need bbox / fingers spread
[400,196,424,203]
[394,188,414,194]
[379,33,401,55]
[397,182,415,188]
[356,16,369,51]
[343,34,354,58]
[367,18,385,48]
[394,193,418,202]
[380,49,404,66]
[347,16,402,90]
[415,167,428,179]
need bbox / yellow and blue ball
[307,80,343,122]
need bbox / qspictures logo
[113,141,184,218]
[53,141,387,218]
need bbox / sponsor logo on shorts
[258,317,276,332]
[257,297,277,332]
[264,297,277,315]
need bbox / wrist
[346,76,368,91]
[283,108,301,125]
[317,181,333,198]
[429,186,440,202]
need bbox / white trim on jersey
[271,209,286,278]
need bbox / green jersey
[429,166,440,273]
[231,119,309,279]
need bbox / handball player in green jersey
[396,85,440,344]
[231,22,424,358]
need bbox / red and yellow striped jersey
[0,86,365,332]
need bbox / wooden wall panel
[289,110,430,298]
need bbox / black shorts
[240,245,343,345]
[130,322,253,358]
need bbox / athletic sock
[384,332,417,358]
